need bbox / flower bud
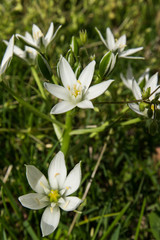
[70,36,79,56]
[139,102,148,112]
[142,87,151,99]
[79,30,87,45]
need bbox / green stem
[31,66,46,100]
[61,111,73,156]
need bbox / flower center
[48,189,60,203]
[68,80,82,98]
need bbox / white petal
[132,80,142,100]
[138,68,150,84]
[44,22,54,47]
[40,206,60,237]
[32,24,43,45]
[26,165,49,194]
[86,80,114,100]
[18,193,49,210]
[128,103,147,116]
[120,73,132,90]
[16,34,38,49]
[106,28,115,51]
[3,40,26,60]
[59,57,77,89]
[95,27,108,48]
[44,82,69,100]
[78,61,96,90]
[0,35,14,75]
[126,64,133,80]
[144,72,158,99]
[25,32,35,44]
[119,47,143,57]
[50,101,75,114]
[50,25,62,42]
[76,100,94,109]
[13,45,26,59]
[59,196,82,211]
[116,35,126,51]
[48,151,67,189]
[63,162,81,196]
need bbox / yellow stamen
[63,200,70,209]
[54,173,60,177]
[151,104,155,111]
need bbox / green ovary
[48,189,60,203]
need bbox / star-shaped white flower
[129,72,160,116]
[120,65,150,90]
[0,35,14,76]
[16,22,62,51]
[4,32,37,63]
[96,27,144,59]
[44,57,114,114]
[19,151,82,237]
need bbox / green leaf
[110,224,121,240]
[148,212,160,240]
[37,54,52,81]
[99,51,112,77]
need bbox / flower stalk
[61,110,73,156]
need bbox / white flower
[128,72,160,116]
[44,57,114,114]
[19,151,82,237]
[95,27,144,59]
[16,22,62,51]
[0,35,14,75]
[120,65,150,90]
[4,32,37,62]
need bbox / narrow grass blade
[2,83,64,128]
[134,198,146,240]
[23,221,39,240]
[100,202,131,240]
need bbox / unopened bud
[139,102,148,112]
[142,87,151,99]
[79,30,87,45]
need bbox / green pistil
[48,189,60,203]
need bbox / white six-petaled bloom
[96,27,144,59]
[120,65,150,90]
[18,151,82,237]
[128,72,160,116]
[16,22,62,51]
[0,35,14,76]
[44,57,114,114]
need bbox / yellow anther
[67,86,71,91]
[66,186,70,190]
[77,80,81,84]
[54,173,60,177]
[48,189,60,203]
[151,104,155,111]
[50,207,53,213]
